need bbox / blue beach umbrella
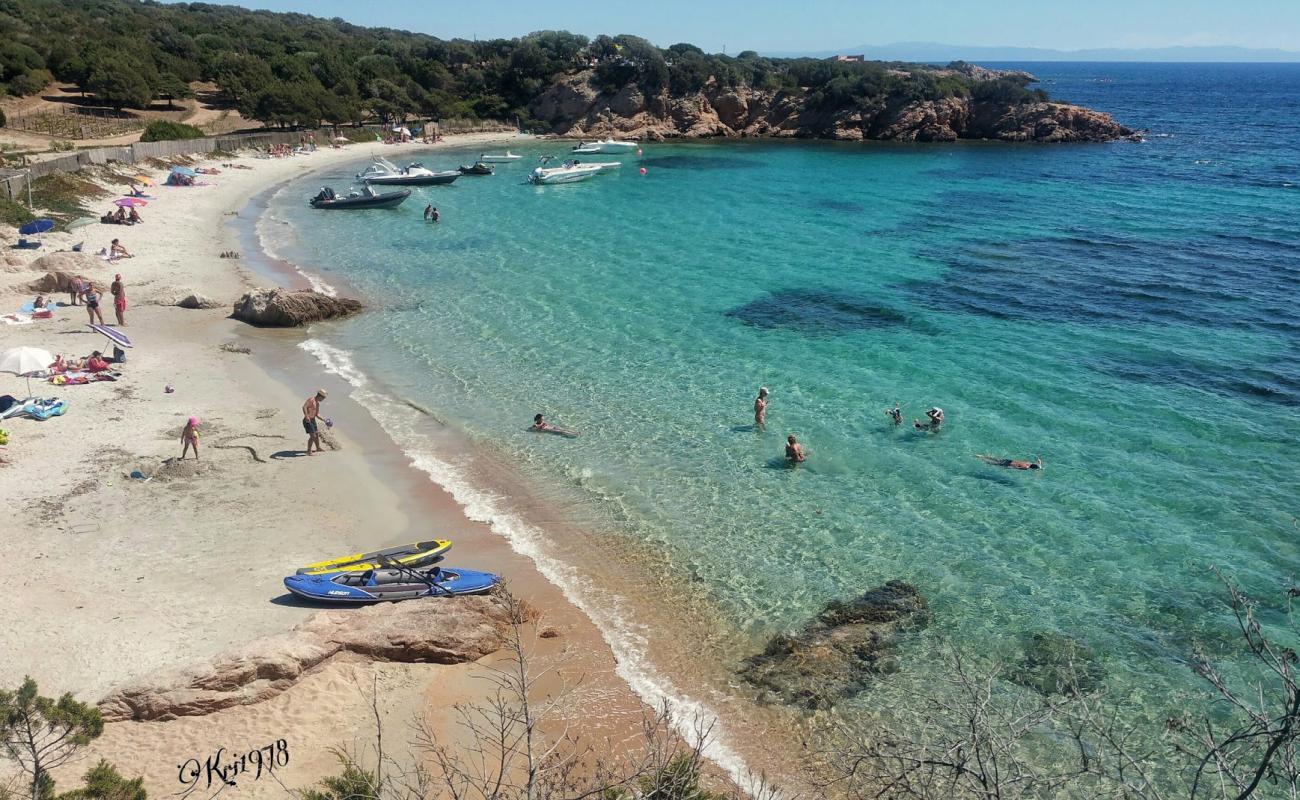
[18,219,55,235]
[170,166,197,177]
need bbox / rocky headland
[531,64,1136,144]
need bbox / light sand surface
[0,135,655,798]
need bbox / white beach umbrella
[0,345,54,395]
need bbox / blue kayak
[283,565,498,603]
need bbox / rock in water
[98,595,509,721]
[1010,632,1105,696]
[739,580,929,710]
[232,288,362,327]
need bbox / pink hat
[187,416,199,426]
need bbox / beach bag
[113,346,126,364]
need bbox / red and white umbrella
[113,197,148,208]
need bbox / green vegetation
[140,120,205,142]
[0,196,35,227]
[0,0,1049,130]
[28,172,108,223]
[0,678,106,800]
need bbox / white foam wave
[297,337,759,793]
[255,190,338,297]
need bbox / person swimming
[531,413,550,431]
[785,434,806,463]
[975,454,1042,470]
[914,407,943,430]
[886,402,902,425]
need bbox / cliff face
[529,71,1137,144]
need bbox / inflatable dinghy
[284,565,498,603]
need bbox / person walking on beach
[785,434,806,463]
[110,273,127,326]
[754,387,769,430]
[82,282,105,325]
[303,389,327,455]
[180,416,200,460]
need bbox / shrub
[139,120,206,142]
[0,106,6,128]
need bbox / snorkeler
[975,454,1042,471]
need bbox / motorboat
[295,539,452,576]
[310,186,411,209]
[527,156,603,185]
[584,161,622,173]
[358,157,459,186]
[571,138,640,154]
[479,151,522,163]
[283,564,499,603]
[458,161,495,176]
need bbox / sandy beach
[0,135,657,797]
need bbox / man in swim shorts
[303,389,327,455]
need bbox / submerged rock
[232,288,362,327]
[1010,632,1105,696]
[739,580,929,710]
[99,594,509,721]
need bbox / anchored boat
[310,186,411,209]
[359,157,460,186]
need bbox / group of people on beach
[62,272,128,326]
[103,205,143,225]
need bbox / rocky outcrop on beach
[739,580,929,710]
[26,252,98,273]
[530,69,1135,143]
[98,595,509,721]
[27,271,85,294]
[232,288,362,327]
[176,292,222,310]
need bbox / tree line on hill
[0,0,1049,131]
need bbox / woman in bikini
[82,282,105,325]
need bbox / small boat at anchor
[458,161,495,176]
[358,157,459,186]
[310,186,411,209]
[527,156,602,185]
[284,564,499,603]
[571,138,640,154]
[479,151,522,163]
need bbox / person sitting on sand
[180,416,200,460]
[111,206,128,224]
[976,454,1042,471]
[128,184,146,198]
[32,294,47,310]
[110,239,131,259]
[127,207,143,224]
[785,434,806,463]
[886,402,903,425]
[754,387,769,429]
[303,389,327,455]
[914,407,944,431]
[84,351,110,372]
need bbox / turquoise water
[266,64,1300,773]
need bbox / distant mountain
[764,42,1300,63]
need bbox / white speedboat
[582,161,622,172]
[571,138,640,154]
[527,157,603,185]
[358,157,459,186]
[479,151,522,163]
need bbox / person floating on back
[785,434,806,463]
[754,387,769,430]
[976,454,1042,471]
[886,402,903,425]
[914,407,944,431]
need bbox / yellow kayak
[295,539,452,575]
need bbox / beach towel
[49,371,119,385]
[1,314,32,325]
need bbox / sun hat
[759,387,769,396]
[316,388,328,398]
[187,416,199,426]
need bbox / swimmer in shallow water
[886,402,902,425]
[785,434,806,463]
[914,406,943,431]
[754,387,769,429]
[531,413,550,431]
[976,454,1042,470]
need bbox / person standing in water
[914,407,944,431]
[754,387,769,429]
[785,434,806,463]
[423,204,433,221]
[886,402,903,425]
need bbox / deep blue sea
[262,63,1300,776]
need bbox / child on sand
[181,416,200,460]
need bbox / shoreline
[0,134,671,797]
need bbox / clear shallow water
[266,63,1300,775]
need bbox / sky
[169,0,1300,54]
